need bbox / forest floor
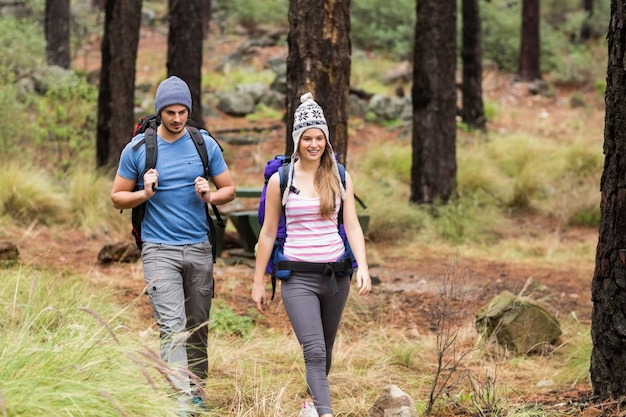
[7,25,610,415]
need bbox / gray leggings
[281,271,351,416]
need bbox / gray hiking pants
[142,241,214,395]
[281,271,351,416]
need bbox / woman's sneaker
[298,401,319,417]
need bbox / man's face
[160,104,189,135]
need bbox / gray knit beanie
[154,76,192,115]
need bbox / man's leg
[142,243,191,395]
[182,241,214,386]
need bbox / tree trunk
[410,0,457,204]
[45,0,71,68]
[461,0,486,130]
[167,0,205,128]
[95,0,142,169]
[286,0,351,165]
[461,0,486,129]
[590,0,626,401]
[519,0,541,81]
[580,0,594,40]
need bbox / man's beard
[163,121,184,135]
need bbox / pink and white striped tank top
[282,192,344,263]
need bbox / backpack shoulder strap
[278,162,291,205]
[131,127,158,191]
[337,163,346,227]
[187,126,210,178]
[144,128,158,172]
[337,163,346,187]
[187,127,225,262]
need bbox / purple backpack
[257,155,363,299]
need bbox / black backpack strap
[144,127,158,190]
[278,162,291,202]
[270,162,292,300]
[128,123,158,249]
[187,126,225,262]
[275,258,353,296]
[337,163,347,230]
[187,127,226,227]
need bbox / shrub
[351,0,415,59]
[214,0,288,31]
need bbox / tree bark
[96,0,142,169]
[519,0,541,81]
[461,0,486,130]
[167,0,205,128]
[410,0,457,204]
[590,0,626,401]
[286,0,351,165]
[45,0,71,69]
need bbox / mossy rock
[476,290,562,354]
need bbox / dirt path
[7,219,595,335]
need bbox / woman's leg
[320,275,350,375]
[281,272,350,416]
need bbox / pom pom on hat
[154,76,192,115]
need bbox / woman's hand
[252,282,268,313]
[355,269,372,296]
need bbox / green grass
[348,126,602,250]
[0,267,181,417]
[0,258,593,416]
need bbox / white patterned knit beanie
[154,76,192,116]
[282,92,346,205]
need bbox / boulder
[369,384,416,417]
[476,290,562,354]
[97,242,141,263]
[0,240,20,267]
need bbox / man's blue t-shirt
[117,129,227,245]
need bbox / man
[111,76,235,413]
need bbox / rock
[367,94,407,122]
[216,91,256,117]
[475,290,562,354]
[97,242,141,263]
[369,384,417,417]
[0,240,20,267]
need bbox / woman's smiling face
[298,128,326,161]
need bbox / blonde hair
[317,146,342,219]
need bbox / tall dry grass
[1,257,591,416]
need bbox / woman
[252,92,372,417]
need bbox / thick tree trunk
[45,0,71,68]
[590,0,626,401]
[168,0,205,128]
[96,0,142,169]
[519,0,541,81]
[286,0,351,165]
[410,0,457,204]
[461,0,486,130]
